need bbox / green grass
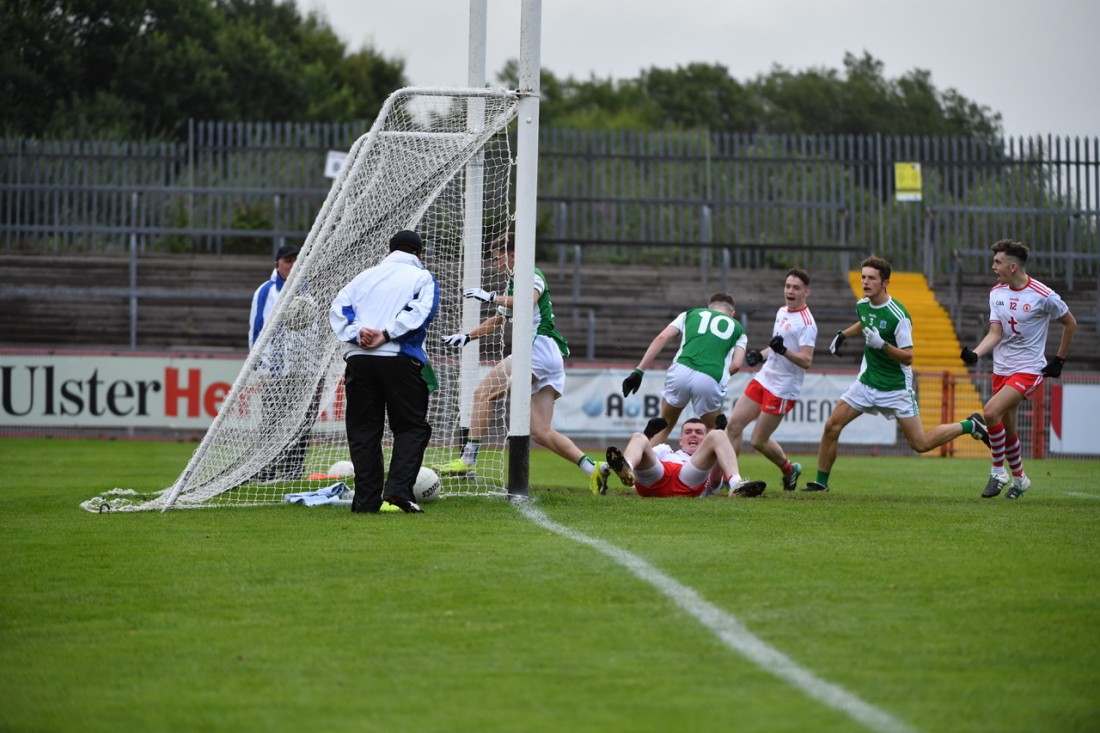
[1,438,1098,733]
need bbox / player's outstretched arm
[728,345,746,374]
[1055,310,1077,361]
[964,322,1004,362]
[829,322,861,357]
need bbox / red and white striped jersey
[988,277,1069,375]
[755,305,817,399]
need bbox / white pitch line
[514,499,919,733]
[1065,492,1100,499]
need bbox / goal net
[83,87,520,511]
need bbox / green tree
[0,0,407,139]
[494,51,1001,139]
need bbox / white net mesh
[83,88,520,512]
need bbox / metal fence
[2,123,1098,282]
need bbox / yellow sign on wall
[895,162,922,202]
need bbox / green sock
[815,470,830,486]
[960,419,974,435]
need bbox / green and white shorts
[839,381,919,420]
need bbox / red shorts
[635,462,707,498]
[993,372,1043,399]
[743,379,797,416]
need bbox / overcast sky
[307,0,1098,140]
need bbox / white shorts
[839,381,919,420]
[531,335,566,397]
[662,362,725,415]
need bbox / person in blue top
[248,243,313,483]
[329,230,440,513]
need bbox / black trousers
[255,372,320,482]
[343,354,431,512]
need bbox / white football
[413,467,442,504]
[328,460,355,477]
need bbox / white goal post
[82,87,521,511]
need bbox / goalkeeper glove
[442,333,470,348]
[960,346,978,365]
[862,327,887,351]
[829,331,846,357]
[745,349,763,367]
[463,287,496,303]
[768,334,787,355]
[622,368,644,397]
[1041,354,1065,378]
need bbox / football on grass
[413,467,441,503]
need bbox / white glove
[829,331,846,357]
[496,305,513,318]
[442,333,470,348]
[463,287,496,303]
[863,327,887,350]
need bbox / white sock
[461,441,480,465]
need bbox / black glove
[714,413,728,431]
[960,346,978,365]
[1041,355,1065,378]
[829,331,846,357]
[622,368,644,397]
[745,349,763,367]
[769,335,787,355]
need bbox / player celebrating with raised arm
[960,239,1076,499]
[725,268,816,491]
[435,233,611,494]
[605,418,766,498]
[621,292,748,446]
[804,256,989,492]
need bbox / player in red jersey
[604,418,765,498]
[960,239,1076,499]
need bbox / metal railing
[2,125,1097,282]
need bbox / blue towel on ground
[283,482,349,506]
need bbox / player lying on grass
[621,292,747,446]
[725,267,816,491]
[960,239,1076,499]
[603,417,765,498]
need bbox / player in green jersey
[435,233,610,494]
[804,256,988,492]
[622,292,748,445]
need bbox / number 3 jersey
[988,277,1068,375]
[754,305,817,400]
[669,308,748,388]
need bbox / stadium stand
[0,253,1095,372]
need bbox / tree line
[2,0,1002,141]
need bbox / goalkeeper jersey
[669,308,748,386]
[506,268,570,357]
[855,296,914,392]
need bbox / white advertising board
[551,368,896,444]
[3,352,889,445]
[1,353,244,429]
[1048,383,1100,455]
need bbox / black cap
[389,229,424,254]
[275,244,300,260]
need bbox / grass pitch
[1,438,1098,733]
